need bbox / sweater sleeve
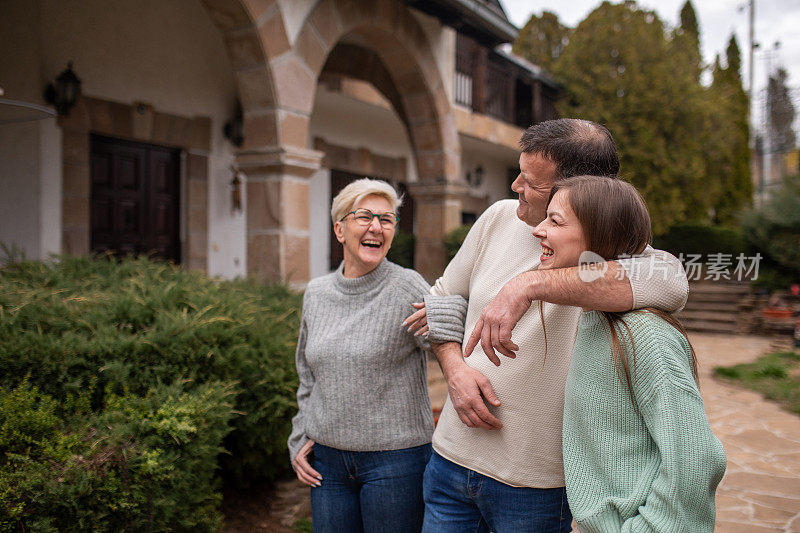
[618,246,688,313]
[406,271,435,353]
[424,294,468,344]
[621,347,726,532]
[287,317,312,463]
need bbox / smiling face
[334,194,396,278]
[510,151,560,226]
[532,189,587,269]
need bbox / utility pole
[738,0,759,203]
[738,0,756,146]
[762,41,781,202]
[748,0,755,136]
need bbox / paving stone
[744,492,800,515]
[686,334,800,530]
[726,429,800,454]
[716,521,778,532]
[751,501,798,523]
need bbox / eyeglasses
[341,208,399,229]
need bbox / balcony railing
[455,32,558,128]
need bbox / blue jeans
[310,442,432,533]
[422,451,572,533]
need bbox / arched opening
[308,39,420,276]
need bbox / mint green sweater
[563,311,726,532]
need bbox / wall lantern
[44,62,82,116]
[223,102,244,147]
[466,164,484,187]
[230,166,244,214]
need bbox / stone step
[677,310,737,324]
[688,282,751,294]
[682,301,741,313]
[680,319,739,334]
[687,292,750,304]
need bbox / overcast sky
[500,0,800,133]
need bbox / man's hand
[402,302,428,336]
[444,361,502,429]
[292,439,322,487]
[464,273,534,365]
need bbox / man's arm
[465,249,688,363]
[432,341,502,429]
[408,203,506,430]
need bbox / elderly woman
[288,178,465,533]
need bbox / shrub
[0,256,303,529]
[386,229,415,269]
[652,223,748,258]
[444,225,473,263]
[739,174,800,290]
[1,380,233,531]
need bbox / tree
[514,1,753,231]
[512,11,570,72]
[726,34,742,78]
[768,67,797,153]
[676,0,702,82]
[552,1,710,233]
[707,36,752,223]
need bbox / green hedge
[652,222,748,258]
[386,229,415,269]
[444,225,473,263]
[739,175,800,290]
[0,256,302,530]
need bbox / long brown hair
[544,176,698,407]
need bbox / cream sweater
[429,200,688,488]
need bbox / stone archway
[201,0,321,283]
[293,0,465,280]
[205,0,465,282]
[293,0,460,184]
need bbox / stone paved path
[689,334,800,532]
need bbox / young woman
[288,178,465,532]
[531,175,726,532]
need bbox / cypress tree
[768,67,797,152]
[677,0,702,82]
[708,35,752,223]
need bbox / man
[416,119,687,532]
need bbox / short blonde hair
[330,178,403,224]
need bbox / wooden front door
[90,135,181,263]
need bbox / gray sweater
[288,259,466,462]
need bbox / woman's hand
[403,302,429,336]
[292,439,322,487]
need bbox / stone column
[239,146,323,285]
[59,97,91,255]
[407,181,470,282]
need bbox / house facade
[0,0,557,283]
